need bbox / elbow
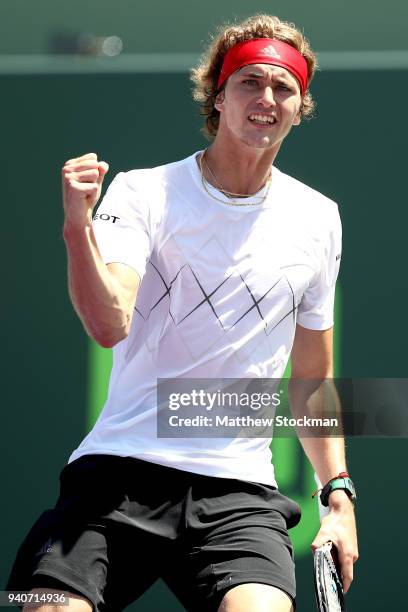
[85,307,133,348]
[91,324,130,349]
[94,333,126,349]
[291,357,333,380]
[95,336,119,349]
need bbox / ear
[293,112,301,126]
[214,89,225,112]
[292,102,302,126]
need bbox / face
[215,63,302,150]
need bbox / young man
[7,14,358,612]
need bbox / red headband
[217,38,308,95]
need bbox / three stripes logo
[257,45,281,59]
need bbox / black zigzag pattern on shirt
[177,268,233,330]
[237,274,298,336]
[135,261,186,323]
[135,261,298,335]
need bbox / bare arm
[289,324,346,484]
[62,153,140,348]
[289,323,358,593]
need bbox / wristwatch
[320,475,356,507]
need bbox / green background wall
[1,2,407,610]
[1,0,408,53]
[2,65,406,611]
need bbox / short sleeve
[296,206,342,330]
[92,172,153,280]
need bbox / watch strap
[320,476,356,507]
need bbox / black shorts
[6,455,301,611]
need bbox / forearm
[298,434,347,486]
[63,223,131,347]
[289,378,347,484]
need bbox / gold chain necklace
[199,150,272,207]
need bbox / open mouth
[248,113,277,126]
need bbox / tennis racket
[313,541,346,611]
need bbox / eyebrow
[242,70,265,78]
[239,69,293,83]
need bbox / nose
[258,86,276,107]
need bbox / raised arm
[62,153,140,348]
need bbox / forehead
[236,63,299,85]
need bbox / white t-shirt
[68,151,342,486]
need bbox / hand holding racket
[312,472,358,608]
[313,541,346,611]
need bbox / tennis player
[7,14,358,612]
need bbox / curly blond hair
[191,14,318,139]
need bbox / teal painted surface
[0,1,408,54]
[1,66,407,610]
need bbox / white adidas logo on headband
[258,45,281,59]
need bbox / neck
[202,130,281,195]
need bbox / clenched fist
[62,153,109,231]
